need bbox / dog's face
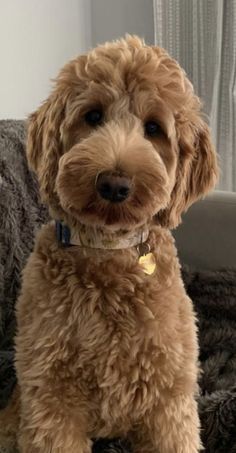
[27,36,218,230]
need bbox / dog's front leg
[130,393,201,453]
[18,392,92,453]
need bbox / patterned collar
[55,221,149,250]
[55,221,156,275]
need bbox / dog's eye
[85,109,103,126]
[145,121,163,137]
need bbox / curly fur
[14,36,218,452]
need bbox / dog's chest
[36,243,183,424]
[65,279,170,422]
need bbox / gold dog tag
[139,252,156,275]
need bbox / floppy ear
[157,119,218,228]
[27,93,65,204]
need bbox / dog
[14,36,218,452]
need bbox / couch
[174,190,236,271]
[0,120,235,453]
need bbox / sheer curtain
[153,0,236,191]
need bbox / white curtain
[153,0,236,191]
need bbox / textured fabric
[183,268,236,453]
[0,120,49,409]
[153,0,236,191]
[0,121,235,452]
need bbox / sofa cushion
[174,190,236,270]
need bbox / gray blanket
[0,120,235,453]
[0,120,49,408]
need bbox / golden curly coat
[14,36,218,452]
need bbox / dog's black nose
[96,172,132,203]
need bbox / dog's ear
[157,119,218,228]
[27,93,65,204]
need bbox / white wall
[0,0,154,119]
[0,0,92,119]
[91,0,154,46]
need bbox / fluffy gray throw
[0,120,235,453]
[0,120,49,409]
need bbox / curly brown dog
[14,36,218,452]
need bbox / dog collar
[55,221,156,275]
[55,221,149,250]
